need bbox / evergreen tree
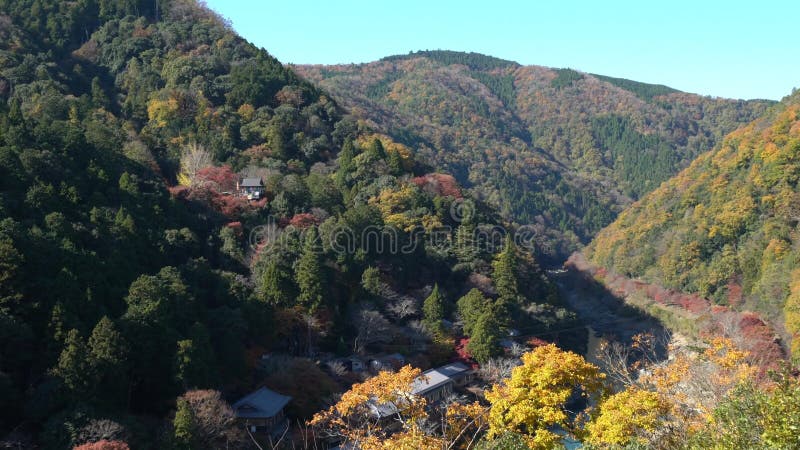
[295,227,325,311]
[366,138,386,160]
[361,266,382,297]
[467,312,502,363]
[174,323,215,390]
[53,329,91,396]
[423,283,446,328]
[492,237,519,300]
[88,317,128,404]
[457,288,487,335]
[259,259,293,305]
[91,77,109,109]
[387,149,403,175]
[173,398,196,450]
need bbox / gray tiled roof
[232,387,291,419]
[411,362,470,395]
[240,177,263,187]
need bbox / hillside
[294,51,773,261]
[0,2,575,448]
[587,89,800,360]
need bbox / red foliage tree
[411,173,462,198]
[195,165,238,193]
[73,440,130,450]
[288,213,319,228]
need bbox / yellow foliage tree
[484,344,605,449]
[585,388,669,447]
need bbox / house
[232,387,291,435]
[237,177,264,200]
[411,362,474,403]
[344,355,365,372]
[369,353,406,372]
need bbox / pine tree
[173,398,196,450]
[88,316,128,404]
[366,137,386,160]
[467,312,502,363]
[492,236,519,300]
[457,288,487,335]
[423,283,446,328]
[53,329,91,395]
[259,259,293,306]
[388,149,403,175]
[295,227,324,312]
[91,77,109,109]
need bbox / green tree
[423,283,446,329]
[387,149,403,175]
[53,329,91,395]
[295,227,325,311]
[467,311,502,363]
[492,237,519,300]
[457,288,487,335]
[173,397,196,450]
[361,266,382,297]
[259,259,294,305]
[88,317,128,404]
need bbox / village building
[410,362,474,403]
[237,177,264,199]
[232,387,291,435]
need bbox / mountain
[0,2,575,448]
[294,51,774,261]
[587,89,800,360]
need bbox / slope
[587,89,800,360]
[295,51,773,261]
[0,1,575,447]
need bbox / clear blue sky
[205,0,799,100]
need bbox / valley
[0,0,798,449]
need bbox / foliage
[297,51,772,261]
[588,93,800,356]
[484,344,605,449]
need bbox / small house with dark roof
[237,177,264,199]
[232,387,291,434]
[411,362,473,403]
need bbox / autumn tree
[484,344,605,449]
[178,390,246,449]
[178,142,213,187]
[584,388,669,447]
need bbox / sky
[204,0,800,100]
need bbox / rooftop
[411,362,470,395]
[232,387,291,419]
[239,177,263,187]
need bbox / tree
[467,312,502,363]
[88,317,128,404]
[492,237,519,300]
[179,390,246,449]
[360,266,382,297]
[423,284,446,329]
[173,398,196,450]
[585,388,669,447]
[258,259,294,306]
[178,143,212,187]
[295,227,324,311]
[53,329,91,396]
[484,344,605,449]
[353,308,391,354]
[457,289,488,335]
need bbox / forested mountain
[587,89,800,361]
[0,2,574,448]
[295,52,773,261]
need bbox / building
[411,362,474,403]
[369,353,406,372]
[232,387,291,435]
[237,177,264,199]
